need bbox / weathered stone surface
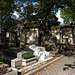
[3,70,18,75]
[11,58,22,68]
[34,53,75,75]
[0,64,9,74]
[17,51,29,59]
[3,49,21,58]
[41,36,57,51]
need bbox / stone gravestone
[24,45,50,61]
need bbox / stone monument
[24,45,50,61]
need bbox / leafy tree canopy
[18,0,65,34]
[0,0,17,30]
[1,0,74,32]
[60,0,75,24]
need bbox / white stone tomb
[24,45,50,61]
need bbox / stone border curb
[24,55,64,75]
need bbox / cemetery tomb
[24,45,50,61]
[3,49,21,58]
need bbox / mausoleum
[52,24,75,45]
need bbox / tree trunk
[44,9,51,33]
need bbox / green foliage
[0,0,17,31]
[1,0,74,34]
[60,8,75,24]
[0,55,6,64]
[48,14,60,30]
[19,0,62,34]
[49,30,52,35]
[24,54,35,59]
[1,55,6,60]
[0,61,3,64]
[20,2,35,22]
[60,0,75,24]
[35,0,65,32]
[0,0,14,10]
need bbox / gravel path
[34,53,75,75]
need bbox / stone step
[26,60,37,66]
[22,57,38,66]
[45,55,50,59]
[24,57,38,62]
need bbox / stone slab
[24,55,63,75]
[22,57,38,66]
[3,49,21,58]
[11,58,22,68]
[17,51,30,59]
[3,70,18,75]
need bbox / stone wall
[21,28,39,45]
[52,27,73,44]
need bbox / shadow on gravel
[64,50,75,58]
[63,62,75,71]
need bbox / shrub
[24,54,35,59]
[49,30,52,35]
[0,61,3,65]
[0,55,6,64]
